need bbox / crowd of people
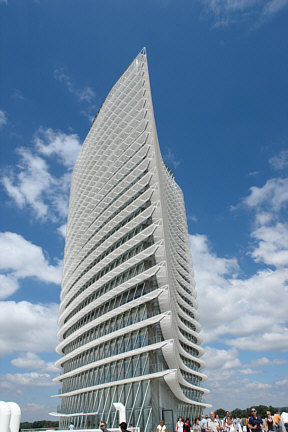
[155,410,288,432]
[66,410,288,432]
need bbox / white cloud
[269,150,288,171]
[191,233,288,348]
[0,232,62,296]
[245,380,272,389]
[57,223,67,238]
[191,166,288,407]
[54,68,95,103]
[203,347,241,370]
[261,0,288,19]
[0,301,59,357]
[163,147,181,169]
[275,376,288,386]
[0,371,56,388]
[243,177,288,213]
[0,109,7,128]
[239,172,288,268]
[199,0,288,27]
[2,149,53,218]
[2,128,81,221]
[11,352,59,374]
[239,368,261,375]
[35,127,81,169]
[247,357,287,367]
[226,326,288,351]
[250,222,288,267]
[0,274,19,299]
[201,347,286,409]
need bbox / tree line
[20,420,59,429]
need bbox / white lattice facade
[54,48,209,432]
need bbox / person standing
[200,416,207,432]
[224,416,237,432]
[184,418,191,432]
[193,418,201,432]
[265,412,274,432]
[248,408,264,432]
[69,423,75,430]
[281,412,288,432]
[120,422,131,432]
[273,413,281,432]
[100,421,109,432]
[206,412,221,432]
[241,414,248,432]
[177,417,184,432]
[222,412,231,430]
[156,419,167,432]
[216,415,223,431]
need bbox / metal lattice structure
[53,48,210,432]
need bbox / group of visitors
[67,410,288,432]
[156,408,288,432]
[155,409,288,432]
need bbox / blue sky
[1,0,288,422]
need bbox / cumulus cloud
[0,301,59,357]
[0,371,56,388]
[243,177,288,213]
[203,347,242,370]
[237,169,288,270]
[35,127,81,169]
[250,222,288,267]
[247,357,287,367]
[0,274,19,299]
[202,346,287,408]
[191,160,288,407]
[2,148,52,218]
[11,352,59,374]
[0,109,7,128]
[2,128,81,221]
[0,232,62,299]
[227,326,288,351]
[191,233,288,348]
[54,68,95,103]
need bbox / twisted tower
[54,48,209,431]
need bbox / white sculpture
[0,401,21,432]
[113,402,126,424]
[0,401,11,432]
[8,402,21,432]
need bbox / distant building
[53,48,209,431]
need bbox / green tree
[231,409,243,418]
[20,420,59,428]
[215,409,226,418]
